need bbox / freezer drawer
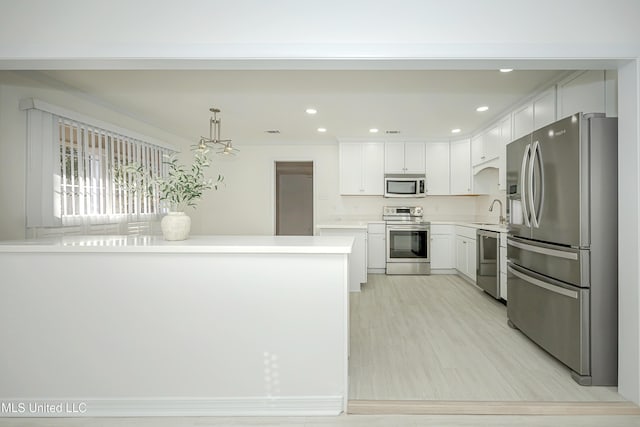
[507,236,589,287]
[507,263,590,378]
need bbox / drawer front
[507,236,588,287]
[507,263,590,375]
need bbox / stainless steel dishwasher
[476,229,500,299]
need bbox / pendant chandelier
[197,107,239,155]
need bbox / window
[22,98,174,232]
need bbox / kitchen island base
[0,235,352,417]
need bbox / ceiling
[34,69,567,148]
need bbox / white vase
[161,211,191,241]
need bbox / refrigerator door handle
[507,237,579,260]
[508,264,579,299]
[531,140,544,228]
[520,144,531,227]
[528,141,538,228]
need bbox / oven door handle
[386,225,429,231]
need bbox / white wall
[0,0,638,62]
[0,0,639,406]
[617,59,640,405]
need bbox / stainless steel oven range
[383,206,430,275]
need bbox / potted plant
[115,146,223,240]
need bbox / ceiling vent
[265,130,281,134]
[385,130,401,134]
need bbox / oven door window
[389,230,428,259]
[387,180,417,195]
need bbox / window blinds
[23,100,174,228]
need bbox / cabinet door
[431,233,454,269]
[367,232,386,270]
[339,143,363,194]
[484,125,501,161]
[455,235,467,273]
[403,142,426,174]
[425,142,450,195]
[558,70,606,119]
[533,87,557,130]
[498,115,512,191]
[513,104,534,140]
[362,142,384,194]
[384,143,405,173]
[471,134,484,166]
[450,139,471,195]
[466,238,477,282]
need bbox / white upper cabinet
[513,86,557,140]
[513,103,534,141]
[425,142,450,195]
[558,70,606,119]
[384,142,425,174]
[450,138,472,195]
[339,142,384,195]
[471,134,484,166]
[533,87,557,130]
[498,114,512,191]
[471,126,500,167]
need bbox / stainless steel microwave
[384,174,426,198]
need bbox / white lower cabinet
[430,224,455,271]
[317,226,367,292]
[367,222,386,273]
[455,226,476,282]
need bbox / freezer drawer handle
[509,266,579,299]
[508,239,578,260]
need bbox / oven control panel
[383,206,423,218]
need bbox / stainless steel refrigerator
[506,113,618,386]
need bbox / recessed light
[500,68,514,73]
[317,127,327,133]
[476,106,489,112]
[369,128,379,133]
[451,128,461,134]
[306,108,317,115]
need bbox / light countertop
[317,220,507,233]
[316,222,369,229]
[0,235,355,254]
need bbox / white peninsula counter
[0,235,353,417]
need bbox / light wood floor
[348,273,623,402]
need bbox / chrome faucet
[489,199,505,225]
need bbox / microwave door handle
[520,144,531,227]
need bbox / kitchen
[0,1,640,422]
[0,66,628,409]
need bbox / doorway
[275,161,314,236]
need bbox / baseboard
[348,400,640,416]
[430,269,457,275]
[0,396,344,417]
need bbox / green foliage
[114,147,223,212]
